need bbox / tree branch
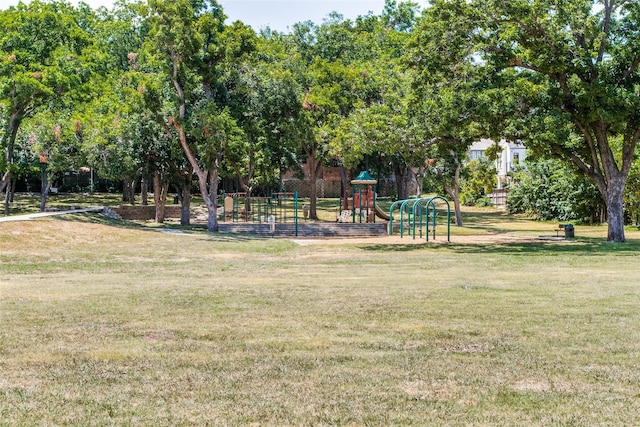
[551,142,605,192]
[621,127,640,174]
[570,116,602,172]
[622,55,640,81]
[596,0,613,64]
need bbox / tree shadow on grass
[359,239,640,256]
[54,213,640,253]
[52,213,279,243]
[53,212,146,229]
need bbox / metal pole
[373,184,377,223]
[351,184,355,223]
[294,191,298,237]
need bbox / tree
[301,57,380,218]
[81,77,144,205]
[288,8,419,217]
[459,158,497,206]
[330,5,426,201]
[147,0,248,232]
[408,0,488,225]
[380,0,421,33]
[0,0,93,215]
[336,95,427,200]
[624,156,640,225]
[117,71,183,222]
[213,24,305,201]
[86,1,196,223]
[476,0,640,242]
[224,63,304,195]
[25,112,83,211]
[36,3,154,207]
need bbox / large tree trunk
[446,152,464,226]
[204,170,219,232]
[446,188,463,227]
[596,130,633,242]
[339,164,348,196]
[2,111,21,216]
[173,119,219,232]
[444,183,463,227]
[600,172,627,243]
[570,122,634,243]
[393,164,410,200]
[172,166,193,226]
[3,181,11,217]
[153,171,169,223]
[122,177,136,205]
[567,148,628,241]
[141,176,149,206]
[180,184,191,225]
[306,152,322,220]
[40,168,52,212]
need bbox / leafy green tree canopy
[474,0,640,241]
[0,0,95,213]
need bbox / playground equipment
[374,204,390,221]
[222,191,299,229]
[340,171,388,223]
[388,196,451,242]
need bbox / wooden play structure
[340,171,389,223]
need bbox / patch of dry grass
[2,212,640,425]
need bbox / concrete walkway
[0,207,105,222]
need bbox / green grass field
[2,206,640,425]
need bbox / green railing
[221,191,299,236]
[388,196,450,242]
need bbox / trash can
[564,223,574,238]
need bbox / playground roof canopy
[351,171,377,185]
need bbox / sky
[0,0,429,33]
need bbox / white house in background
[469,139,527,189]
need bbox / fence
[221,192,299,224]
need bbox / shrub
[460,158,497,206]
[506,159,603,222]
[475,196,493,207]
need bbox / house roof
[469,138,526,151]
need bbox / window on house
[470,150,483,160]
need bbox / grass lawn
[2,207,640,425]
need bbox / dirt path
[0,207,105,222]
